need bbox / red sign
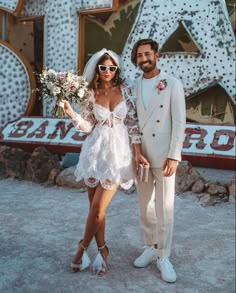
[0,117,87,154]
[182,124,235,169]
[0,117,235,169]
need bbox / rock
[191,179,205,193]
[24,147,61,183]
[199,193,215,207]
[56,166,87,190]
[207,183,227,196]
[228,176,236,197]
[0,145,30,179]
[0,161,7,178]
[176,161,203,192]
[48,168,62,185]
[0,155,8,179]
[221,195,229,203]
[0,146,8,178]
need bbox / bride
[60,48,148,276]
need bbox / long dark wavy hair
[88,53,123,95]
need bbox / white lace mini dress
[71,83,141,190]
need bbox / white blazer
[135,71,186,168]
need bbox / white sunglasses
[98,65,118,73]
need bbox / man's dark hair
[131,39,159,66]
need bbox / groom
[131,39,186,283]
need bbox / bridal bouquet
[35,69,92,118]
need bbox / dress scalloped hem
[74,100,136,190]
[84,177,134,190]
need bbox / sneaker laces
[159,258,174,272]
[139,245,156,257]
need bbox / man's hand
[162,158,178,177]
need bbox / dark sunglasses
[98,65,118,72]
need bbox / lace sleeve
[71,100,96,133]
[123,82,141,144]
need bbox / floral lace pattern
[71,82,140,190]
[72,82,141,143]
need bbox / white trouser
[136,168,175,258]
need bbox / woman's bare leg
[71,183,117,265]
[87,186,106,249]
[82,183,117,247]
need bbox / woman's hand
[135,152,149,170]
[133,144,149,170]
[58,99,75,119]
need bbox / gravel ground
[0,168,235,293]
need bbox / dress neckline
[95,100,125,113]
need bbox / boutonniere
[156,79,167,93]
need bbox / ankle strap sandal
[92,243,109,276]
[70,240,91,272]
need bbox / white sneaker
[134,246,158,268]
[156,257,177,283]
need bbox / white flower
[78,88,85,98]
[66,72,74,83]
[47,69,57,78]
[41,71,48,79]
[52,87,61,96]
[46,81,54,90]
[73,81,80,89]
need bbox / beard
[139,60,156,73]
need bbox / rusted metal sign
[0,117,235,169]
[182,123,235,169]
[0,117,86,154]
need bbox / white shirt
[141,75,159,109]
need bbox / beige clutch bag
[137,164,149,182]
